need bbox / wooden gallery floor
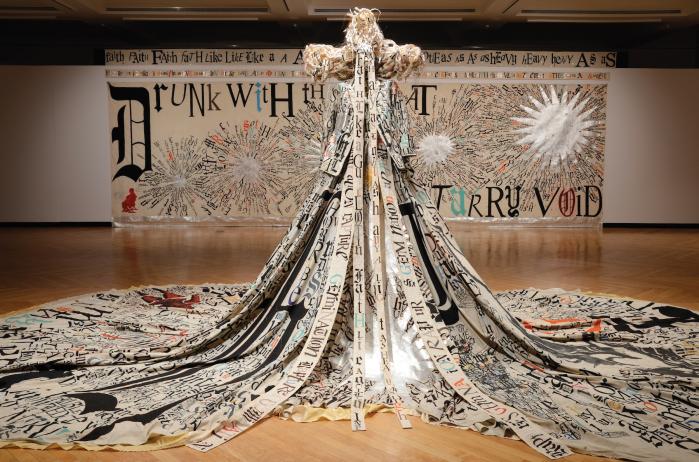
[1,225,697,462]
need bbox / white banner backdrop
[106,49,613,226]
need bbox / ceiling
[1,0,698,23]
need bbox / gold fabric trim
[276,403,419,423]
[0,432,192,451]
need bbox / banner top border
[104,48,617,69]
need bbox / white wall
[605,69,699,223]
[0,66,697,223]
[0,66,111,222]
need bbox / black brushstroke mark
[0,369,71,391]
[68,392,120,414]
[400,200,459,325]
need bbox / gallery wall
[0,65,697,224]
[0,66,111,222]
[605,68,699,223]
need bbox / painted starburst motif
[204,121,286,216]
[407,86,487,193]
[417,134,455,166]
[137,137,211,216]
[512,85,597,169]
[276,99,329,215]
[420,83,606,218]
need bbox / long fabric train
[0,9,697,461]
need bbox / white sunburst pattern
[137,136,211,216]
[417,134,455,166]
[416,83,607,217]
[407,85,488,194]
[204,120,286,216]
[512,85,598,170]
[491,84,607,214]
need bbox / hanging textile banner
[106,48,613,226]
[106,49,616,68]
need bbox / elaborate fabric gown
[0,10,697,462]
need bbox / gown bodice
[319,80,414,177]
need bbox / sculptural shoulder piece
[303,8,424,82]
